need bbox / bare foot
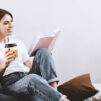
[63,98,70,101]
[50,82,57,90]
[50,83,70,101]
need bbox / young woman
[0,9,69,101]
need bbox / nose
[9,22,13,28]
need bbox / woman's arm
[0,62,7,73]
[0,50,15,73]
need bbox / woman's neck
[0,36,9,43]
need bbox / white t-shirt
[0,38,30,76]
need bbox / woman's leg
[5,74,67,101]
[0,93,20,101]
[29,48,59,89]
[30,94,45,101]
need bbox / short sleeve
[0,52,4,65]
[20,41,30,62]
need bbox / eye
[4,21,9,25]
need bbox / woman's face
[0,14,13,37]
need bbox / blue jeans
[1,48,66,101]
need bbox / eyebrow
[4,20,13,23]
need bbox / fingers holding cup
[5,50,17,63]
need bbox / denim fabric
[1,72,27,87]
[30,94,45,101]
[6,74,66,101]
[0,93,21,101]
[1,48,66,101]
[29,48,59,83]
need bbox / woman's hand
[4,49,16,66]
[0,49,15,71]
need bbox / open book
[28,29,61,56]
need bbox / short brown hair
[0,9,13,21]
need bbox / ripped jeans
[1,48,66,101]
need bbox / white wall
[0,0,101,84]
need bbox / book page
[28,35,41,55]
[48,30,60,51]
[28,29,60,56]
[30,36,54,56]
